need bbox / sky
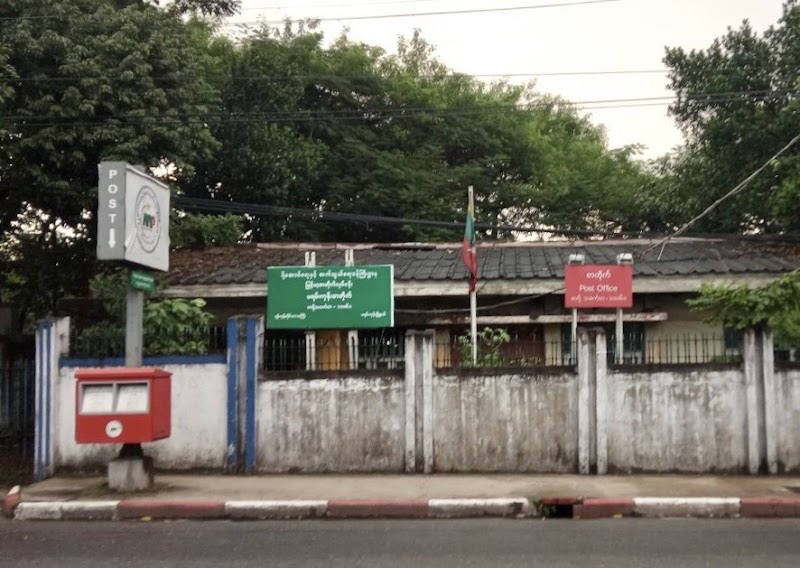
[226,0,786,160]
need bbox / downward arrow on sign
[109,228,116,248]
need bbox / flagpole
[468,186,477,366]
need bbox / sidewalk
[5,473,800,521]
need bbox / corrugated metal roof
[166,238,800,286]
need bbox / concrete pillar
[577,328,595,475]
[404,332,417,473]
[404,330,435,473]
[595,329,608,475]
[743,329,766,474]
[761,329,778,474]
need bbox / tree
[0,0,230,330]
[660,0,800,233]
[687,271,800,347]
[182,26,653,242]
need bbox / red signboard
[564,264,633,308]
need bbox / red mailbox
[75,367,171,444]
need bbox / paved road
[2,519,800,567]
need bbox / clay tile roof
[166,238,800,287]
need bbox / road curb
[632,497,741,518]
[117,500,227,520]
[573,498,635,519]
[327,499,429,518]
[740,497,800,518]
[10,496,800,521]
[225,500,328,520]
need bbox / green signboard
[267,265,394,329]
[130,270,155,293]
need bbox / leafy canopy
[658,0,800,233]
[687,271,800,346]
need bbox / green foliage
[171,213,243,249]
[75,272,215,356]
[0,0,224,331]
[144,298,214,355]
[182,26,654,242]
[457,327,510,367]
[687,271,800,346]
[659,1,800,233]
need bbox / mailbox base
[108,456,154,492]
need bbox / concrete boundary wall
[35,319,800,475]
[256,373,406,473]
[432,369,578,472]
[53,362,229,470]
[774,365,800,472]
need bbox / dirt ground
[0,448,32,494]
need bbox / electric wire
[0,0,620,22]
[0,89,790,127]
[643,130,800,255]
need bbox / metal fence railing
[0,359,35,455]
[435,338,574,368]
[61,325,774,369]
[263,330,406,372]
[434,333,744,369]
[69,325,227,359]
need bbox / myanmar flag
[461,190,478,292]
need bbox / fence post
[577,328,596,475]
[226,317,244,472]
[595,328,608,475]
[244,316,263,473]
[404,329,435,473]
[761,328,778,474]
[226,316,264,473]
[34,317,70,481]
[743,328,766,474]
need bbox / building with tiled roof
[158,237,799,369]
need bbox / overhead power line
[644,130,800,255]
[0,68,668,83]
[173,196,640,238]
[0,0,620,22]
[220,0,622,25]
[0,88,790,127]
[243,0,446,10]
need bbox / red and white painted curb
[9,497,529,521]
[7,490,800,521]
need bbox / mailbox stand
[75,367,171,491]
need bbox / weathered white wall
[433,370,578,472]
[257,374,405,472]
[54,363,228,470]
[775,367,800,472]
[606,368,748,472]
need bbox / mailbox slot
[79,382,150,415]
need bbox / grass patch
[77,482,114,498]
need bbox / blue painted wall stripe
[60,354,226,368]
[244,317,258,473]
[34,323,44,480]
[226,318,239,470]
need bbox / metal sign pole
[125,268,144,368]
